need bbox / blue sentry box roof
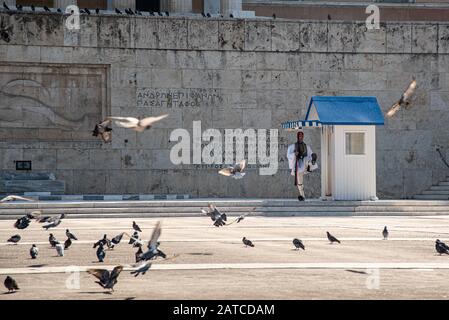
[305,96,385,125]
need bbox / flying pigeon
[435,239,449,255]
[93,234,112,249]
[138,221,166,261]
[133,221,142,232]
[42,215,64,230]
[130,261,152,277]
[242,237,254,247]
[135,246,143,263]
[202,203,227,227]
[129,231,140,245]
[87,266,123,292]
[64,237,72,250]
[382,226,389,240]
[0,195,34,202]
[26,210,42,220]
[92,119,112,143]
[327,231,341,244]
[109,232,127,249]
[218,160,246,179]
[7,234,21,244]
[386,77,417,118]
[107,114,169,132]
[30,244,38,259]
[65,229,78,241]
[14,216,31,230]
[55,243,64,257]
[4,276,19,293]
[49,234,58,247]
[293,238,305,250]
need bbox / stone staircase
[0,199,449,219]
[414,176,449,200]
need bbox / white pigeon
[1,195,34,203]
[218,160,246,179]
[108,114,169,132]
[55,243,65,257]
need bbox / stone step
[430,186,449,191]
[0,172,55,180]
[422,190,449,195]
[439,182,449,186]
[0,180,65,194]
[414,194,449,200]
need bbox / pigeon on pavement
[293,238,305,250]
[242,237,254,247]
[327,231,341,244]
[30,244,38,259]
[4,276,19,293]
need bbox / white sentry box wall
[326,125,376,200]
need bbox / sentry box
[282,96,385,201]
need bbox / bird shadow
[28,264,47,268]
[81,291,113,295]
[345,269,368,275]
[2,291,17,295]
[185,252,213,256]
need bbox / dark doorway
[136,0,160,12]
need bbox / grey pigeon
[115,8,122,14]
[133,221,142,232]
[139,222,166,261]
[129,231,140,245]
[110,232,126,249]
[3,2,9,10]
[43,6,50,12]
[202,203,227,227]
[92,119,112,143]
[135,246,143,263]
[30,244,38,259]
[64,237,72,250]
[96,243,106,262]
[293,238,305,250]
[436,239,449,255]
[242,237,254,247]
[42,214,65,230]
[382,226,389,240]
[327,231,340,244]
[7,234,21,244]
[93,234,111,249]
[87,266,123,292]
[130,261,152,277]
[66,229,78,241]
[55,243,64,257]
[4,276,19,293]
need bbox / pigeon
[130,261,152,277]
[64,237,72,250]
[92,119,112,143]
[7,234,21,244]
[129,231,140,245]
[293,238,305,250]
[79,9,86,14]
[3,1,9,11]
[66,229,78,241]
[55,243,64,257]
[207,13,211,18]
[108,114,169,132]
[236,215,246,223]
[165,11,169,17]
[202,203,227,227]
[84,8,90,15]
[110,232,126,249]
[26,210,42,220]
[31,5,35,12]
[135,246,143,263]
[327,231,341,244]
[382,226,389,240]
[230,14,234,18]
[149,11,155,16]
[16,4,23,11]
[4,276,19,293]
[201,12,206,17]
[49,234,58,247]
[42,216,64,230]
[93,234,111,249]
[133,221,142,232]
[218,160,246,179]
[87,266,123,292]
[157,11,163,16]
[14,216,31,229]
[435,239,449,255]
[115,8,122,14]
[57,8,62,13]
[138,221,166,261]
[272,13,276,19]
[43,6,50,12]
[96,243,106,262]
[1,195,34,202]
[242,237,254,247]
[95,8,100,14]
[30,244,38,259]
[386,77,417,118]
[327,14,331,20]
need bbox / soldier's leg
[296,172,305,199]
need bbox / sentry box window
[15,161,32,171]
[345,132,365,155]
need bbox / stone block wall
[0,12,448,198]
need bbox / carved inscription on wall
[137,88,223,108]
[0,63,108,141]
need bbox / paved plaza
[1,214,449,299]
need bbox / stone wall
[0,12,448,198]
